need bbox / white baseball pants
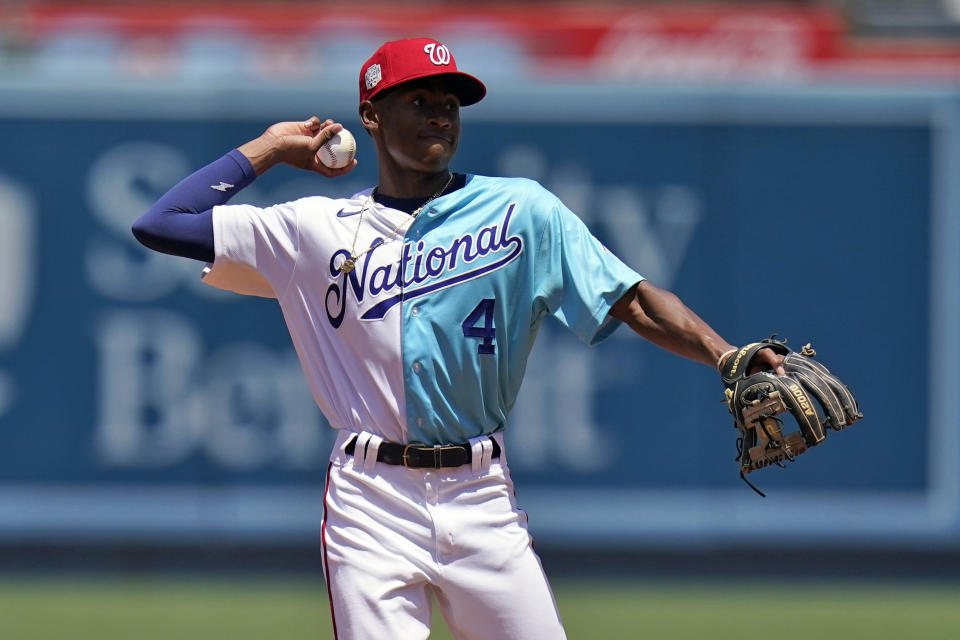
[321,430,566,640]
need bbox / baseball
[318,128,356,169]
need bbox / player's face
[372,78,461,173]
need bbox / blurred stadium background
[1,0,960,637]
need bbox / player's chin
[416,142,457,170]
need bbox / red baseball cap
[359,38,486,106]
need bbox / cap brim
[439,72,486,106]
[369,70,486,106]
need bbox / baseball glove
[720,336,862,496]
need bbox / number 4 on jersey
[462,299,496,355]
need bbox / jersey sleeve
[201,201,301,299]
[534,195,644,345]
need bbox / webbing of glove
[733,372,826,474]
[736,415,807,498]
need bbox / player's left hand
[749,347,785,375]
[720,336,862,495]
[720,345,786,375]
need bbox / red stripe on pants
[321,462,339,639]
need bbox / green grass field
[0,576,958,639]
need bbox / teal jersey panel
[395,175,643,444]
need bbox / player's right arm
[131,117,354,261]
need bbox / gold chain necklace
[341,172,454,275]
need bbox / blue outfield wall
[0,82,957,545]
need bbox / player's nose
[425,111,452,128]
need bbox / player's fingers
[311,157,357,177]
[319,122,343,141]
[308,122,343,151]
[298,117,330,137]
[752,348,786,375]
[334,158,358,176]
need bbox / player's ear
[359,100,379,136]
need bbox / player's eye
[411,97,424,107]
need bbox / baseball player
[133,38,783,640]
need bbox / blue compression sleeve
[131,149,256,262]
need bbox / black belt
[344,436,501,469]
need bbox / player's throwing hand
[238,116,357,177]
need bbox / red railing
[5,2,959,80]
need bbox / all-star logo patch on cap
[359,38,486,106]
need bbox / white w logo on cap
[423,42,451,66]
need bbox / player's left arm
[609,281,785,373]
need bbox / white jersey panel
[206,193,411,442]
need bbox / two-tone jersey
[202,174,643,444]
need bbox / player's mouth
[418,131,454,145]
